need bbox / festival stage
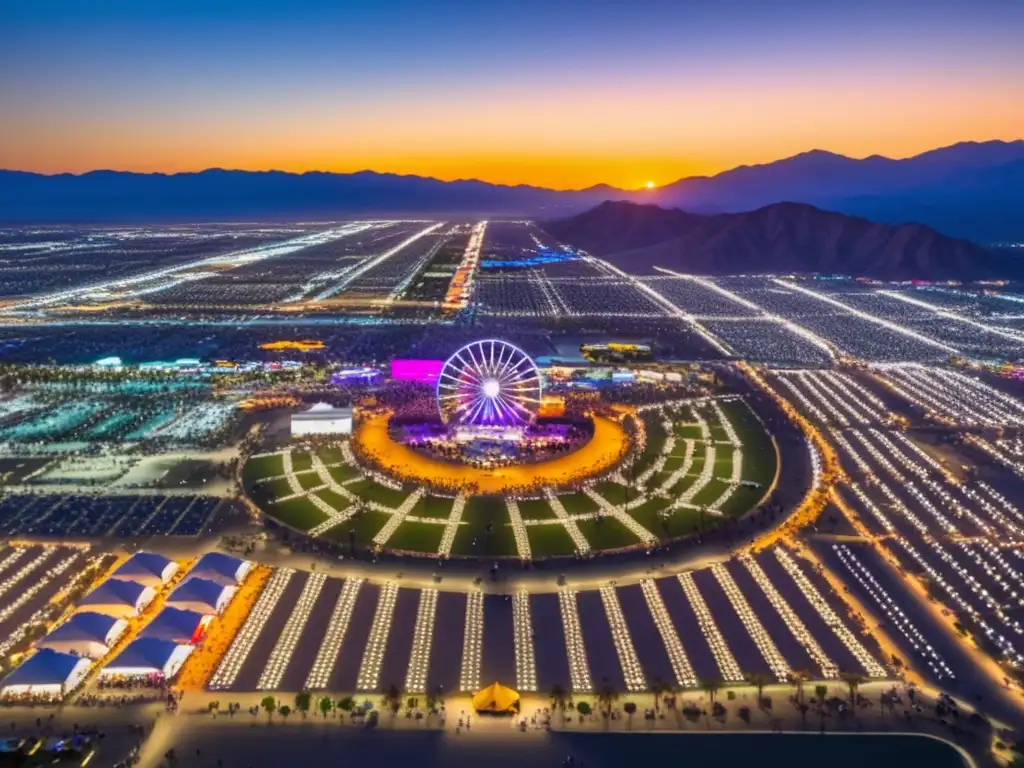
[355,411,630,494]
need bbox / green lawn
[576,516,638,550]
[558,492,599,515]
[258,477,296,500]
[629,497,671,533]
[271,496,328,531]
[461,495,510,525]
[662,456,683,471]
[415,495,455,519]
[340,509,391,545]
[385,521,445,552]
[517,498,556,520]
[451,520,518,557]
[351,481,409,508]
[315,488,352,512]
[297,471,323,490]
[290,451,314,472]
[243,454,284,485]
[593,482,630,506]
[327,464,362,484]
[527,523,579,557]
[316,445,348,465]
[691,478,731,508]
[675,423,705,440]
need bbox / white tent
[37,612,127,659]
[109,552,179,587]
[141,607,209,645]
[166,577,235,616]
[188,552,252,587]
[101,637,192,680]
[1,649,91,698]
[78,579,156,619]
[290,402,353,436]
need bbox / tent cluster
[0,551,252,698]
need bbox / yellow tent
[472,681,520,713]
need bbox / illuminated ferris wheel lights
[437,339,542,427]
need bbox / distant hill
[646,140,1024,242]
[1,139,1022,241]
[0,168,636,221]
[542,200,1019,281]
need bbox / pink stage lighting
[391,359,444,384]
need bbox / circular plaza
[243,340,779,560]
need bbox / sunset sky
[1,0,1022,190]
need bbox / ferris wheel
[437,339,542,427]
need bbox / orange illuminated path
[355,411,630,494]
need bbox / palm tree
[623,701,637,730]
[649,677,669,714]
[260,695,277,723]
[745,672,772,708]
[839,671,866,710]
[788,670,809,707]
[337,696,355,720]
[699,677,723,708]
[382,684,403,720]
[596,682,618,726]
[318,696,334,719]
[550,684,571,724]
[294,691,312,719]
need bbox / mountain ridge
[541,200,1019,281]
[1,139,1022,239]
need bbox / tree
[426,686,445,712]
[839,671,866,709]
[649,677,669,714]
[623,702,637,730]
[576,701,592,719]
[596,682,618,724]
[294,691,312,719]
[700,678,723,707]
[382,684,403,719]
[550,684,571,724]
[337,696,355,716]
[745,672,772,708]
[260,695,277,723]
[814,684,828,703]
[318,696,334,719]
[788,670,809,707]
[279,705,292,721]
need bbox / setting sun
[645,181,656,189]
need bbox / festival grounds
[355,411,629,494]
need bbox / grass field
[244,396,778,558]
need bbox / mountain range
[1,139,1022,242]
[542,200,1019,281]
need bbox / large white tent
[101,638,192,680]
[1,649,91,698]
[290,402,353,436]
[166,577,234,616]
[37,612,127,659]
[77,579,156,619]
[141,607,209,645]
[109,552,179,588]
[188,552,252,587]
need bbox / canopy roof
[37,612,126,658]
[78,580,155,617]
[110,552,178,586]
[292,402,353,420]
[167,577,234,615]
[471,682,520,713]
[188,552,251,587]
[2,649,90,688]
[141,607,207,645]
[104,637,191,677]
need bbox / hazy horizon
[2,0,1022,190]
